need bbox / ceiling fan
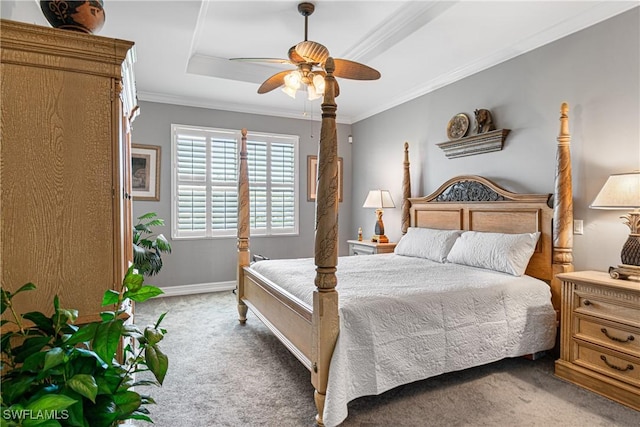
[231,2,381,100]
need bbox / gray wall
[132,103,352,287]
[351,8,640,272]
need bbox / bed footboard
[243,269,313,369]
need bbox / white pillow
[446,231,541,276]
[394,227,463,263]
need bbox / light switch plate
[573,219,584,235]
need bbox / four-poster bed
[236,59,574,426]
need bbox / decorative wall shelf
[437,129,510,159]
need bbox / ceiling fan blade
[295,41,329,64]
[333,58,381,80]
[257,70,291,94]
[230,57,292,65]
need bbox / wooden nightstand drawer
[574,342,640,387]
[576,316,640,357]
[351,244,375,255]
[575,290,640,328]
[347,240,397,256]
[555,270,640,411]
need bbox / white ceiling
[2,1,637,124]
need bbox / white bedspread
[249,253,557,426]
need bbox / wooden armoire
[1,20,138,324]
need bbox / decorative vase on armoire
[40,0,105,34]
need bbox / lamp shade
[590,171,640,209]
[362,190,395,209]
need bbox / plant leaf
[155,234,172,253]
[113,391,142,419]
[123,271,144,293]
[93,319,123,363]
[43,347,66,371]
[101,290,120,307]
[24,394,77,420]
[52,307,78,331]
[2,374,36,402]
[14,336,51,363]
[21,351,46,373]
[154,311,168,328]
[145,344,168,385]
[99,311,115,322]
[22,312,55,334]
[144,219,164,227]
[1,330,15,353]
[73,347,108,369]
[124,286,164,303]
[137,212,157,221]
[131,379,159,387]
[14,282,37,295]
[85,395,118,427]
[143,327,164,346]
[68,374,98,403]
[64,323,98,346]
[128,413,153,422]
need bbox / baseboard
[158,281,235,297]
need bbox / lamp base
[620,234,640,266]
[608,264,640,281]
[371,234,389,243]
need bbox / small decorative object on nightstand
[362,190,395,243]
[590,171,640,280]
[347,240,397,256]
[555,271,640,411]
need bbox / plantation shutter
[175,133,207,236]
[247,141,268,231]
[211,136,238,234]
[270,142,296,231]
[172,125,298,239]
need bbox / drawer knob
[600,355,634,372]
[600,328,635,343]
[583,299,591,306]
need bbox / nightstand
[347,239,397,256]
[554,271,640,411]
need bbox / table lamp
[362,190,395,243]
[590,171,640,279]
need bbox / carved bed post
[551,103,574,313]
[311,58,340,427]
[401,142,411,234]
[237,128,250,323]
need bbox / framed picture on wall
[131,144,161,201]
[307,155,343,202]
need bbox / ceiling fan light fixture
[307,84,321,101]
[282,70,302,98]
[282,85,298,99]
[312,73,325,95]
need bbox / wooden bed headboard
[408,175,553,281]
[400,103,574,311]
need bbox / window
[172,125,298,239]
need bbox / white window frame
[171,124,299,240]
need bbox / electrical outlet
[573,219,584,235]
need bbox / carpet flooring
[134,291,639,427]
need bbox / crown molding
[137,90,354,124]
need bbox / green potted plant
[1,267,168,426]
[133,213,172,277]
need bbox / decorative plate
[446,113,470,140]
